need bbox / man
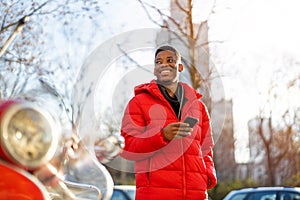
[121,45,217,200]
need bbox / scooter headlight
[0,101,59,169]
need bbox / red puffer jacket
[121,80,217,200]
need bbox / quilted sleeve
[120,97,168,161]
[200,102,217,189]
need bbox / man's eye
[155,61,162,64]
[167,58,174,63]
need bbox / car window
[279,191,300,200]
[248,191,276,200]
[124,189,136,199]
[225,189,300,200]
[227,193,248,200]
[111,190,130,200]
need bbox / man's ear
[178,63,183,72]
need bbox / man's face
[154,50,179,85]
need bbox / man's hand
[162,122,193,141]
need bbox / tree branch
[174,0,188,14]
[137,0,190,40]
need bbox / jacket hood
[134,80,202,99]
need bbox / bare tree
[0,0,102,99]
[249,68,300,185]
[136,0,225,110]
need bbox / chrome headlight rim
[0,102,59,169]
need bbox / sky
[70,0,300,163]
[208,0,300,162]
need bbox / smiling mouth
[159,68,172,75]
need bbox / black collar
[157,82,185,120]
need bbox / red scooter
[0,98,124,199]
[0,15,125,199]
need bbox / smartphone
[183,116,198,128]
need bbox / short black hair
[155,45,181,62]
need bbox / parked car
[223,187,300,200]
[111,185,136,200]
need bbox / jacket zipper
[181,139,186,199]
[147,158,152,186]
